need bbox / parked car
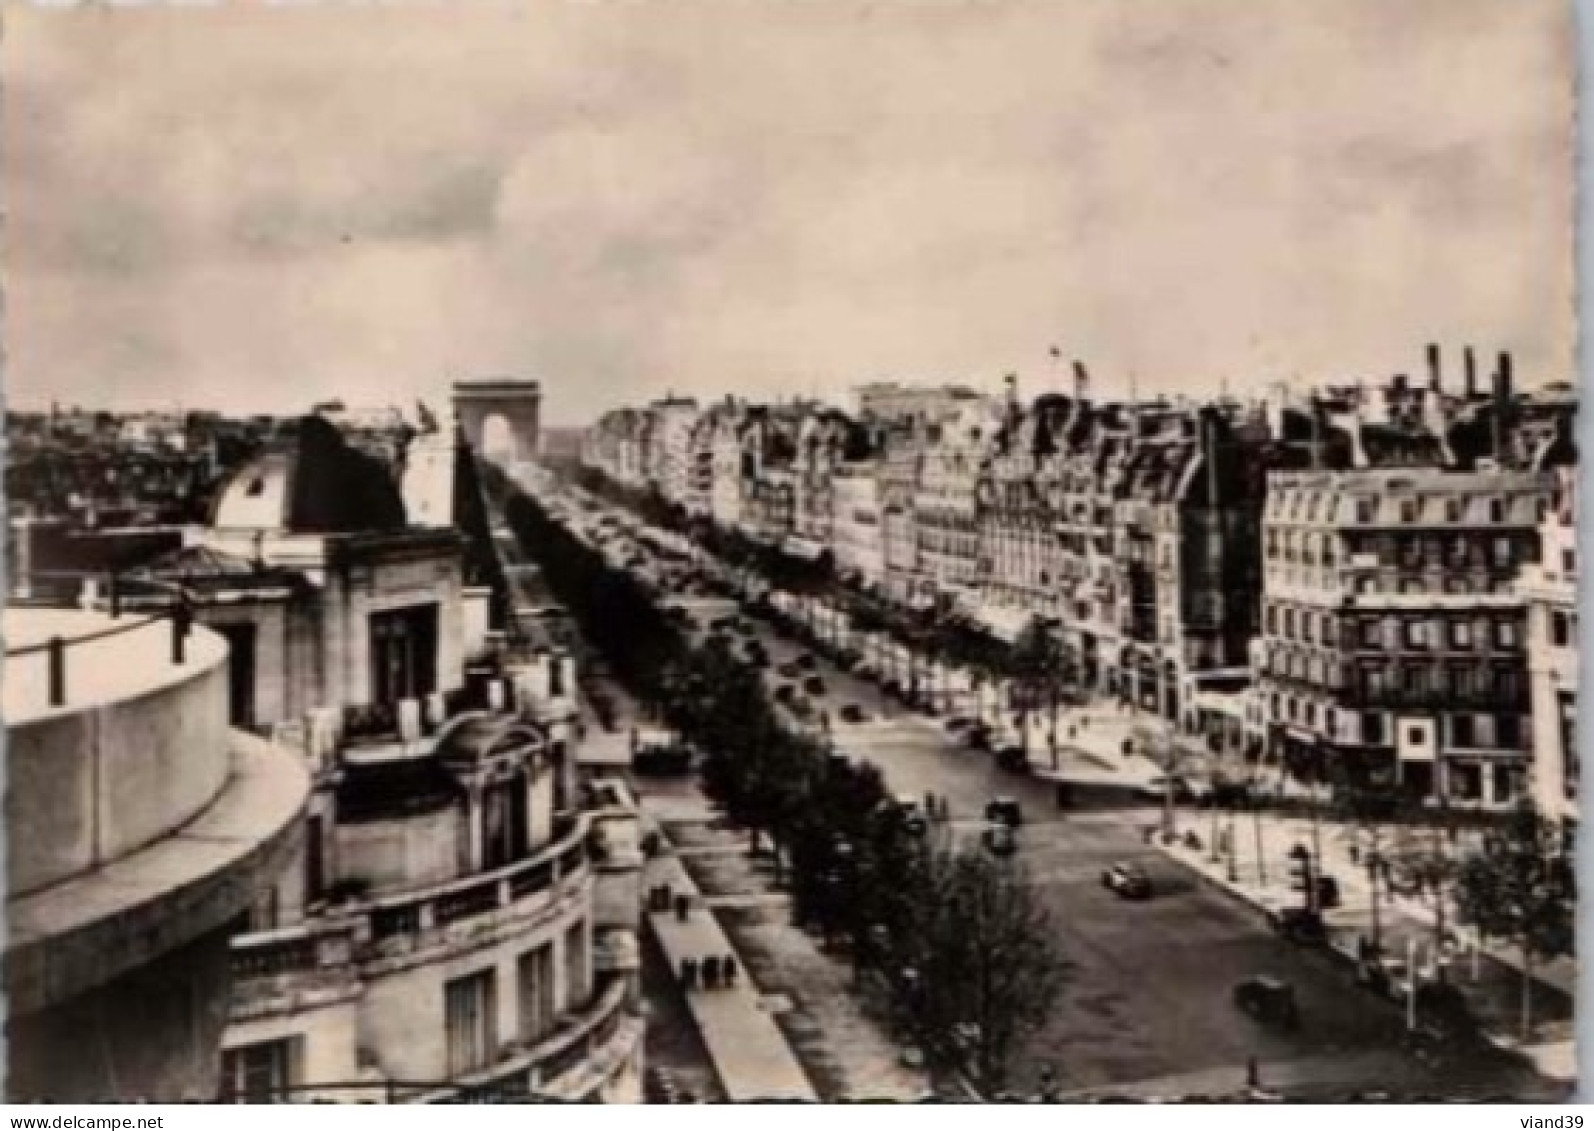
[1358,954,1414,1002]
[838,704,868,724]
[965,723,993,751]
[945,716,975,734]
[773,683,796,704]
[1268,906,1327,945]
[996,745,1028,773]
[803,676,827,698]
[1102,862,1153,899]
[895,795,928,835]
[985,797,1023,826]
[983,821,1017,856]
[1233,976,1299,1028]
[796,654,818,671]
[1138,775,1197,803]
[778,662,801,679]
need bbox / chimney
[1493,351,1514,461]
[1072,361,1090,402]
[1463,347,1478,398]
[1426,343,1441,392]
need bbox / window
[1563,548,1577,575]
[1493,537,1513,568]
[1451,714,1475,748]
[1403,620,1427,649]
[1450,620,1472,649]
[1303,614,1315,644]
[1360,619,1383,648]
[1494,620,1520,650]
[1489,499,1506,523]
[1497,713,1522,748]
[564,919,589,1008]
[1552,611,1572,647]
[1492,764,1518,802]
[222,1039,298,1104]
[1266,604,1278,635]
[1363,712,1385,744]
[1400,499,1418,524]
[1356,498,1377,524]
[1450,763,1483,801]
[1283,608,1296,639]
[519,944,556,1044]
[445,971,497,1078]
[1445,497,1464,523]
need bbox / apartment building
[126,421,643,1103]
[1524,463,1579,836]
[914,399,1000,605]
[831,460,887,589]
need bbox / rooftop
[4,606,228,725]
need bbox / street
[566,489,1561,1100]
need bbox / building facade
[1525,463,1579,835]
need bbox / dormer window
[246,476,266,497]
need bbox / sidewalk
[644,830,818,1102]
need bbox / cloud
[2,0,1573,422]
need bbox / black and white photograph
[1,0,1580,1106]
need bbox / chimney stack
[1493,351,1514,461]
[1072,361,1090,402]
[1426,343,1442,392]
[1463,346,1478,398]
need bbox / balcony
[411,974,637,1104]
[230,814,593,1018]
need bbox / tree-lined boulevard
[490,461,1569,1101]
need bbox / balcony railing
[409,974,633,1105]
[231,814,592,1003]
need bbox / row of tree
[498,474,1065,1094]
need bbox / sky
[3,0,1575,426]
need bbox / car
[1233,976,1299,1028]
[803,676,827,698]
[996,745,1028,773]
[1358,955,1414,1002]
[1268,906,1327,945]
[982,821,1017,856]
[944,716,975,734]
[965,723,993,751]
[985,797,1023,826]
[895,795,928,834]
[1101,862,1153,899]
[773,683,796,704]
[838,704,867,724]
[1139,775,1197,803]
[777,662,801,679]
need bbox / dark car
[1269,906,1327,945]
[773,683,796,704]
[796,654,818,671]
[1233,976,1299,1028]
[838,704,867,724]
[985,797,1023,826]
[983,821,1017,857]
[996,745,1027,773]
[1102,862,1153,899]
[945,716,975,734]
[777,662,801,679]
[803,676,827,698]
[965,723,993,751]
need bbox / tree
[904,848,1067,1094]
[1386,808,1464,977]
[1134,720,1196,840]
[1009,617,1064,765]
[1454,801,1576,1037]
